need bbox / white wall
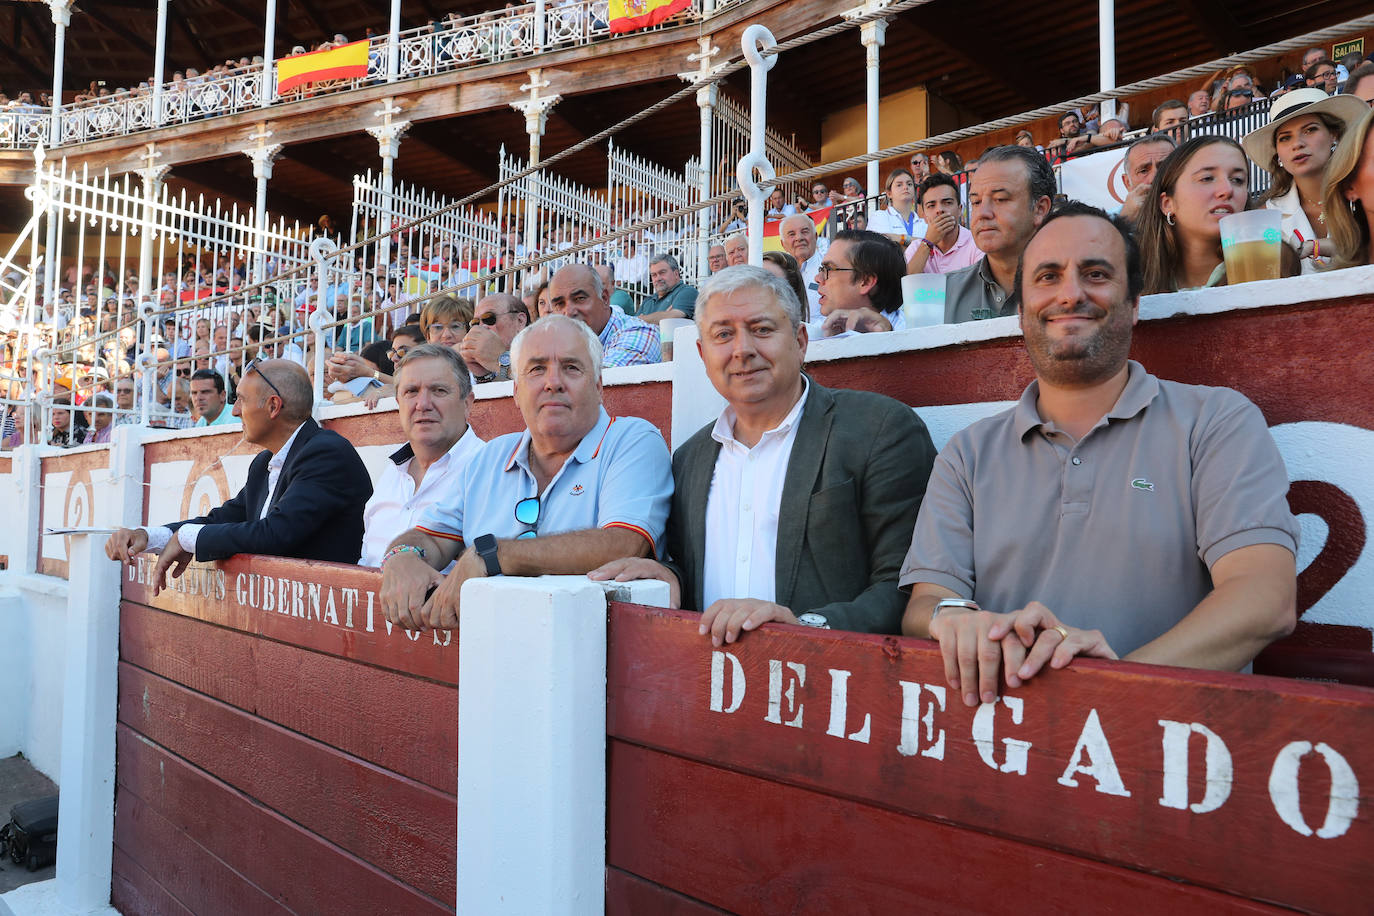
[0,573,68,781]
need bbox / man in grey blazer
[592,265,935,643]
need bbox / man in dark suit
[592,265,936,643]
[105,359,373,593]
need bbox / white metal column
[244,125,283,287]
[47,0,74,147]
[262,0,278,107]
[151,0,169,126]
[1099,0,1117,121]
[512,70,560,268]
[682,37,721,279]
[388,0,402,83]
[366,101,411,276]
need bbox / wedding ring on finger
[1052,624,1070,640]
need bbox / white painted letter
[825,669,871,743]
[896,681,946,760]
[1269,741,1360,838]
[765,660,805,728]
[1057,709,1131,797]
[709,651,745,714]
[1158,720,1232,814]
[235,572,247,606]
[972,696,1031,775]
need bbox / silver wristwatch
[930,598,979,621]
[797,612,831,629]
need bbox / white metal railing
[9,0,711,150]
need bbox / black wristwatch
[474,533,501,576]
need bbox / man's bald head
[249,358,313,422]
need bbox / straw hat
[1241,88,1369,172]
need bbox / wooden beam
[0,27,48,86]
[292,0,332,41]
[890,13,1034,110]
[167,3,211,65]
[81,5,156,59]
[402,121,501,183]
[1173,0,1246,56]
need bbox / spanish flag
[276,40,370,93]
[608,0,691,34]
[763,205,832,253]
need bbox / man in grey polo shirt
[901,202,1299,708]
[942,145,1054,323]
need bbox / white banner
[1059,149,1130,214]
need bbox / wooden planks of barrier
[113,555,457,915]
[605,603,1374,914]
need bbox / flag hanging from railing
[607,0,691,34]
[276,40,370,92]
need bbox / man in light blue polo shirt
[378,314,673,630]
[190,369,237,427]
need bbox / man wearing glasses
[104,359,374,590]
[1306,58,1339,95]
[377,314,672,630]
[460,293,530,383]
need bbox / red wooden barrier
[606,603,1374,914]
[114,556,457,915]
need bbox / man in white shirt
[591,266,936,642]
[104,359,373,591]
[359,345,485,567]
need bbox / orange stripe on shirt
[416,526,464,543]
[603,520,655,555]
[590,417,619,459]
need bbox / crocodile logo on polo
[1131,478,1155,492]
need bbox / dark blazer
[668,381,936,633]
[169,419,373,564]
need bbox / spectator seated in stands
[813,229,906,338]
[190,369,235,427]
[1225,88,1256,111]
[460,293,530,383]
[707,245,728,274]
[114,376,139,425]
[590,265,936,641]
[359,344,485,568]
[910,152,931,183]
[1118,133,1177,226]
[638,254,698,323]
[1344,62,1374,105]
[1243,88,1368,272]
[943,144,1054,322]
[778,213,826,316]
[548,264,661,366]
[866,168,927,249]
[1152,99,1190,137]
[1046,110,1090,155]
[1324,107,1374,269]
[803,181,831,213]
[104,359,374,591]
[724,233,749,267]
[900,203,1298,707]
[594,263,636,313]
[1306,59,1339,95]
[377,314,673,630]
[1139,136,1256,293]
[420,294,474,350]
[81,392,116,444]
[828,176,865,206]
[906,173,983,275]
[764,187,796,219]
[1188,89,1212,117]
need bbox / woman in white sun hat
[1242,87,1368,271]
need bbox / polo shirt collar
[504,406,614,475]
[1013,360,1159,440]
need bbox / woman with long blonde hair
[1323,107,1374,270]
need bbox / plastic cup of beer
[1219,210,1283,284]
[901,273,947,328]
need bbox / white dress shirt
[358,426,485,568]
[143,422,307,554]
[702,379,810,609]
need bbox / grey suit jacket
[668,381,936,633]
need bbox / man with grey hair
[591,265,936,642]
[379,314,673,629]
[1118,133,1177,226]
[104,359,374,591]
[707,244,728,274]
[638,253,698,324]
[360,344,485,567]
[547,263,660,367]
[723,234,748,267]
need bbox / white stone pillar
[135,148,170,312]
[1099,0,1116,121]
[387,0,402,83]
[366,101,410,278]
[8,445,46,575]
[262,0,278,107]
[680,38,721,281]
[47,0,74,147]
[511,70,560,269]
[151,0,169,126]
[54,425,143,914]
[861,19,886,198]
[243,127,283,286]
[456,575,668,913]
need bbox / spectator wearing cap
[1244,88,1368,272]
[906,174,982,275]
